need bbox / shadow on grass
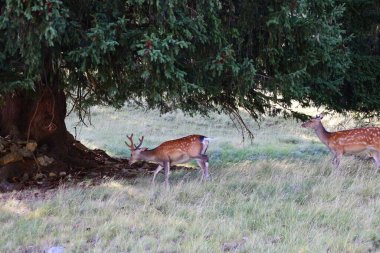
[209,142,329,166]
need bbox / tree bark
[0,85,178,191]
[1,85,66,153]
[0,84,99,176]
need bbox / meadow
[1,106,380,253]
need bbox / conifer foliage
[0,0,378,157]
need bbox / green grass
[1,106,380,252]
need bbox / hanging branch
[43,83,56,132]
[226,105,255,143]
[27,87,44,142]
[66,73,96,127]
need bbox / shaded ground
[0,137,190,195]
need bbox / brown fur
[147,135,204,162]
[302,115,380,168]
[127,134,210,186]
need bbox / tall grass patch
[1,107,379,252]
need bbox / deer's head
[125,134,146,165]
[301,115,324,129]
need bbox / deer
[302,115,380,169]
[125,134,211,186]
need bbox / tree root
[0,134,194,192]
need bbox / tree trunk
[0,85,188,192]
[0,85,101,187]
[0,85,68,157]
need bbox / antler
[125,134,144,150]
[125,134,135,150]
[135,136,144,149]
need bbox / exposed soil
[0,139,191,195]
[0,87,193,197]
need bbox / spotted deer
[302,115,380,169]
[125,134,210,186]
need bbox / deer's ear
[141,147,148,151]
[315,114,323,119]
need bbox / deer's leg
[370,151,380,171]
[204,157,210,180]
[201,140,209,154]
[152,165,163,184]
[163,161,170,187]
[196,154,210,180]
[332,151,342,168]
[196,159,206,179]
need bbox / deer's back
[328,127,380,150]
[153,135,205,160]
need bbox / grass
[1,106,380,252]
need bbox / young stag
[125,134,211,186]
[302,115,380,169]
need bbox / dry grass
[1,106,380,252]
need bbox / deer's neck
[140,149,160,163]
[314,123,330,146]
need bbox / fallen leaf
[0,152,23,165]
[19,147,34,158]
[36,155,55,166]
[26,141,38,152]
[59,171,67,176]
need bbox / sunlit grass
[1,106,380,252]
